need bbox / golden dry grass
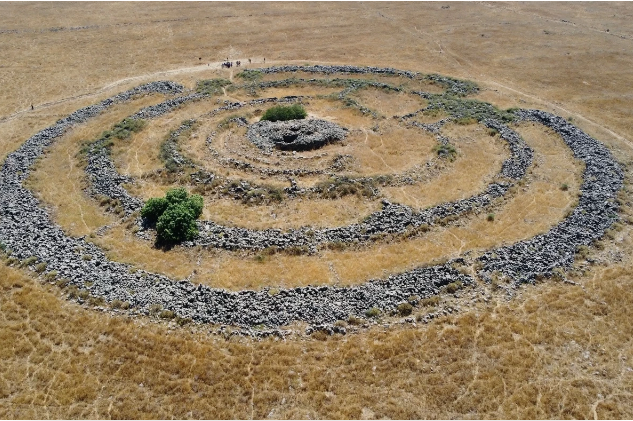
[349,88,428,117]
[1,256,632,419]
[382,122,507,208]
[2,2,633,418]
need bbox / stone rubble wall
[477,110,623,284]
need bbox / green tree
[140,197,168,222]
[156,204,199,243]
[140,188,204,243]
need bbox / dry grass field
[1,2,633,419]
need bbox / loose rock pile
[247,119,348,151]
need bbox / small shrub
[487,128,499,137]
[311,330,329,341]
[327,241,346,251]
[149,304,163,316]
[433,143,457,160]
[196,78,232,96]
[576,245,590,259]
[455,117,477,125]
[261,104,307,122]
[347,315,363,325]
[159,310,176,319]
[420,295,440,307]
[561,183,569,191]
[111,118,146,140]
[365,307,381,318]
[444,281,463,294]
[334,320,347,328]
[67,285,79,299]
[397,302,414,316]
[87,296,106,307]
[82,254,92,261]
[487,213,495,222]
[20,256,38,268]
[34,262,47,273]
[285,245,309,256]
[111,299,125,309]
[407,295,420,305]
[235,69,263,81]
[44,271,58,282]
[261,246,279,256]
[77,289,90,300]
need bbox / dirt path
[0,59,335,126]
[2,56,629,155]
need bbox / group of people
[221,58,257,68]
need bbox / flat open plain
[1,2,632,419]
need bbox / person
[31,104,34,110]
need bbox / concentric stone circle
[0,65,623,335]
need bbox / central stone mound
[247,119,347,151]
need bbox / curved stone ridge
[247,119,348,151]
[0,71,623,332]
[255,64,418,79]
[253,65,479,96]
[477,110,623,284]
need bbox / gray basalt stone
[247,119,348,151]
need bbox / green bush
[140,197,169,221]
[397,302,414,316]
[196,78,232,96]
[261,104,307,122]
[165,187,188,205]
[236,70,263,81]
[186,193,204,218]
[365,307,381,318]
[141,188,204,243]
[156,204,199,243]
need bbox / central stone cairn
[247,119,347,151]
